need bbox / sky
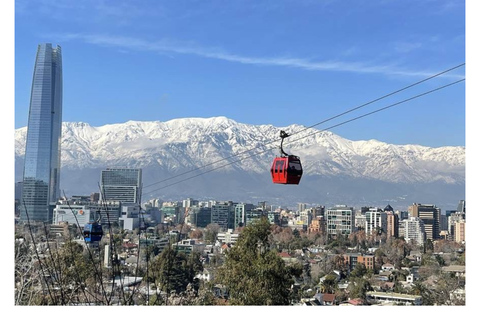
[11,0,468,148]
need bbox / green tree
[149,246,203,304]
[204,223,221,244]
[349,262,367,279]
[410,282,435,305]
[348,278,373,300]
[320,274,337,294]
[216,217,301,305]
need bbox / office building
[439,214,448,232]
[397,210,409,220]
[20,43,63,223]
[456,200,465,214]
[234,203,255,228]
[245,208,265,226]
[188,206,212,228]
[183,198,199,208]
[448,212,465,240]
[383,204,398,239]
[162,202,181,224]
[88,201,121,226]
[408,203,441,240]
[354,211,366,231]
[298,203,307,213]
[119,204,141,231]
[308,216,326,235]
[298,209,313,228]
[386,212,399,239]
[211,201,235,230]
[454,220,466,243]
[267,211,280,226]
[400,217,425,246]
[217,229,240,245]
[325,205,355,238]
[100,168,142,204]
[365,207,387,236]
[53,204,92,227]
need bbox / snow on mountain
[14,116,465,209]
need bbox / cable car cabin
[83,223,103,243]
[271,155,303,184]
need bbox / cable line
[144,78,465,194]
[142,63,465,191]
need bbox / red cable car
[271,130,303,185]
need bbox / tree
[215,217,301,305]
[270,226,294,251]
[148,246,203,305]
[320,274,337,294]
[189,229,203,240]
[380,238,408,268]
[348,278,372,300]
[349,262,367,279]
[204,223,221,244]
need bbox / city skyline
[20,43,63,223]
[13,0,467,148]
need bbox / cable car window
[289,162,302,171]
[275,160,285,173]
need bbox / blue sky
[12,0,467,147]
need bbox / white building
[400,217,425,246]
[325,205,355,237]
[365,207,387,235]
[217,229,239,245]
[119,204,141,231]
[53,204,93,227]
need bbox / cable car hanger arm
[279,130,290,157]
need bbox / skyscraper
[20,43,63,223]
[408,203,441,240]
[100,168,143,204]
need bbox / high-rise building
[20,43,63,223]
[448,212,465,240]
[211,201,235,230]
[234,203,255,228]
[298,203,307,213]
[308,216,326,235]
[188,206,212,228]
[386,212,399,239]
[408,203,441,240]
[100,168,142,204]
[365,207,387,236]
[400,217,425,246]
[245,208,265,226]
[325,205,355,238]
[456,200,466,214]
[454,220,466,243]
[182,198,198,208]
[354,211,366,231]
[384,204,399,239]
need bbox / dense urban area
[14,186,466,306]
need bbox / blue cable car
[83,222,103,243]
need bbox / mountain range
[14,116,465,211]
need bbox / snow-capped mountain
[14,116,465,210]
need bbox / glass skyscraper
[100,168,143,204]
[20,43,63,223]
